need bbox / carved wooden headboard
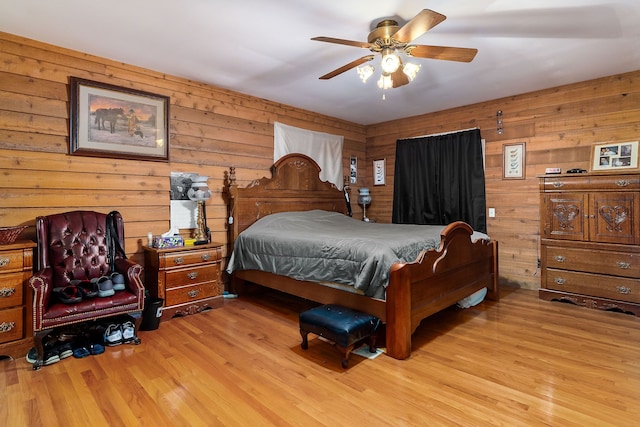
[223,154,349,244]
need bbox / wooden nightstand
[0,240,36,359]
[143,242,224,319]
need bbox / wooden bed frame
[223,154,499,360]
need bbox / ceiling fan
[311,9,478,89]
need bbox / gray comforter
[226,210,489,299]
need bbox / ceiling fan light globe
[380,49,401,74]
[377,74,393,90]
[356,64,375,83]
[402,63,421,81]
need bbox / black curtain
[391,129,487,233]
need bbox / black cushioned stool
[299,304,380,368]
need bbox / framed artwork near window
[502,142,525,179]
[590,141,639,172]
[373,159,386,185]
[350,156,357,184]
[69,77,170,161]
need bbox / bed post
[385,264,412,360]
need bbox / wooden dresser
[143,243,224,319]
[539,173,640,315]
[0,240,36,359]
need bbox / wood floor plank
[1,286,639,426]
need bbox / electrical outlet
[537,258,541,268]
[488,208,495,218]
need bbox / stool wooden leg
[368,335,377,353]
[300,329,309,350]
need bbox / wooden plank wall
[0,32,366,271]
[1,31,638,291]
[365,70,640,289]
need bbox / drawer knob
[554,277,565,285]
[201,254,211,261]
[616,261,631,269]
[173,257,185,265]
[0,321,15,333]
[554,255,566,263]
[615,180,630,187]
[552,182,564,188]
[616,286,631,295]
[188,289,200,298]
[0,257,9,267]
[0,287,16,297]
[187,271,198,280]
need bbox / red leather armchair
[29,211,145,369]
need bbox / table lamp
[357,188,371,222]
[187,175,211,244]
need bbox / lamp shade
[357,188,371,206]
[187,175,211,202]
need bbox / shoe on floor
[44,350,60,365]
[72,345,90,359]
[103,324,123,346]
[26,347,37,364]
[121,321,137,344]
[89,342,105,355]
[57,343,73,359]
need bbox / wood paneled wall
[0,32,366,271]
[1,31,638,291]
[365,70,640,289]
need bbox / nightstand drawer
[0,249,27,273]
[545,268,640,303]
[0,306,23,344]
[165,281,222,307]
[0,273,24,309]
[163,248,221,269]
[545,246,640,278]
[165,264,220,289]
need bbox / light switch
[488,208,495,218]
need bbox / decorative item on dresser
[539,172,640,315]
[143,243,224,319]
[0,240,36,359]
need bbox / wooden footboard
[224,154,499,360]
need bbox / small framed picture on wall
[502,142,526,179]
[373,159,386,185]
[590,141,639,172]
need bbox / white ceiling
[2,1,639,125]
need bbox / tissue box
[153,235,184,249]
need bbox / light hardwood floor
[1,286,639,426]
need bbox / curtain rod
[403,127,479,140]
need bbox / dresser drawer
[0,249,27,273]
[545,246,640,278]
[0,273,24,309]
[162,247,221,269]
[545,268,640,303]
[0,306,24,344]
[541,174,640,192]
[165,281,222,307]
[165,264,220,289]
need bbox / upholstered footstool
[299,304,380,368]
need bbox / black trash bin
[140,297,163,331]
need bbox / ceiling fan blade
[391,69,409,88]
[392,9,446,43]
[311,36,374,49]
[406,45,478,62]
[318,55,375,80]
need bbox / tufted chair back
[29,210,145,369]
[36,210,122,288]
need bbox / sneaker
[26,347,38,364]
[44,350,60,365]
[103,324,123,346]
[57,343,74,359]
[121,321,137,343]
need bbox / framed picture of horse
[69,77,170,161]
